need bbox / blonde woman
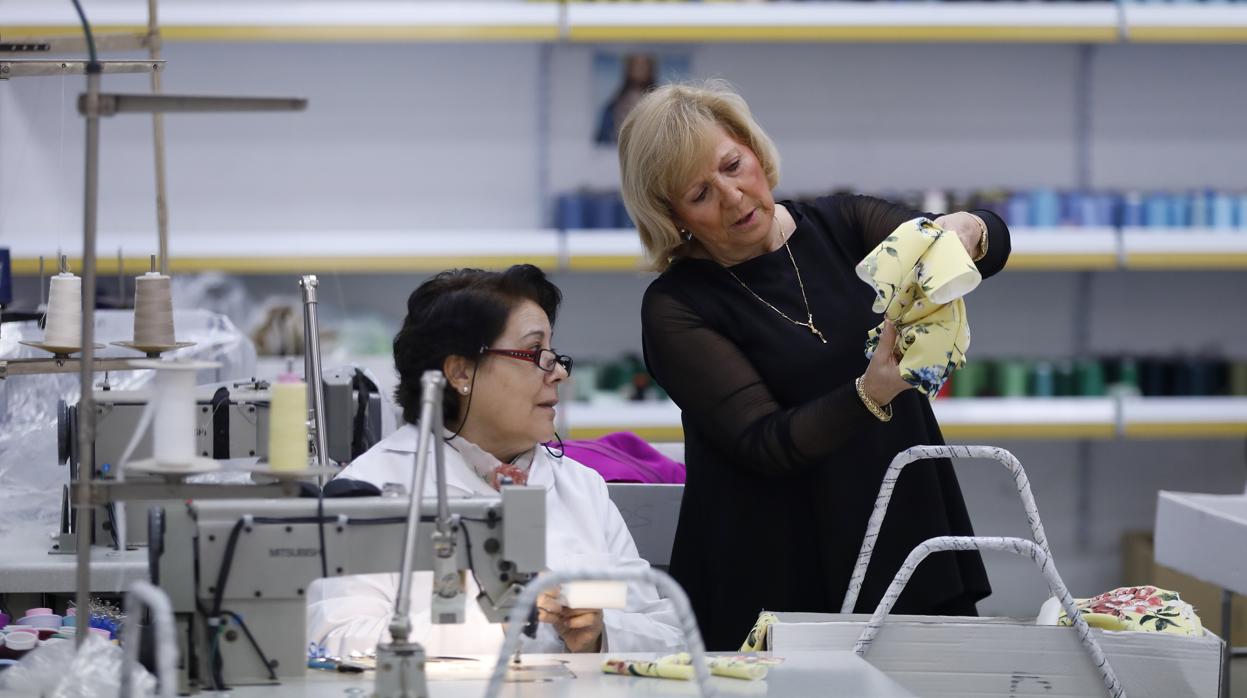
[618,81,1011,649]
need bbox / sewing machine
[56,369,382,549]
[144,490,545,691]
[75,370,381,471]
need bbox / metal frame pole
[74,63,102,646]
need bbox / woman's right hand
[860,320,912,406]
[535,585,604,652]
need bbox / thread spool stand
[125,359,221,477]
[18,256,104,358]
[113,256,195,357]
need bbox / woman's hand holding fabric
[536,586,605,652]
[933,212,986,258]
[859,320,912,406]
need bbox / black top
[641,194,1011,650]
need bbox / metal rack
[2,0,307,645]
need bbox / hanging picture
[592,51,692,146]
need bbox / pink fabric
[560,432,686,484]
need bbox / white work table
[1154,491,1247,597]
[0,525,147,593]
[222,652,917,697]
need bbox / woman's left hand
[536,586,605,652]
[933,212,985,258]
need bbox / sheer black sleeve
[970,208,1011,279]
[641,287,877,477]
[829,194,929,256]
[823,195,1012,280]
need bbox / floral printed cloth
[1045,586,1204,636]
[739,611,779,652]
[855,218,982,396]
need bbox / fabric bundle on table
[1037,585,1204,636]
[602,652,771,681]
[855,217,982,396]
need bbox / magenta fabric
[560,432,686,484]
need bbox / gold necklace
[725,220,827,344]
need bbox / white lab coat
[306,423,686,657]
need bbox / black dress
[641,194,1011,651]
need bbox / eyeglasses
[480,346,573,375]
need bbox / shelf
[561,401,684,441]
[933,397,1118,439]
[10,3,1247,45]
[565,4,1120,43]
[1006,228,1120,270]
[1120,397,1247,438]
[564,227,1122,272]
[570,226,1247,273]
[7,230,560,275]
[564,230,647,272]
[1121,229,1247,270]
[1123,6,1247,43]
[559,397,1247,441]
[0,2,561,43]
[9,227,1247,275]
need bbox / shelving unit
[13,227,1247,275]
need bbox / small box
[765,611,1222,697]
[763,613,1222,693]
[558,581,627,610]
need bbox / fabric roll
[602,652,770,682]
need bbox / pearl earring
[461,386,470,395]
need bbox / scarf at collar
[443,429,535,490]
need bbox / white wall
[7,42,1246,239]
[0,42,544,239]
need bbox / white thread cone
[133,272,176,346]
[44,272,82,347]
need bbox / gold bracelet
[855,376,893,423]
[970,213,989,262]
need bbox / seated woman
[307,265,686,657]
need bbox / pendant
[807,314,828,344]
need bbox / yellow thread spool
[268,380,309,471]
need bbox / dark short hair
[393,265,562,426]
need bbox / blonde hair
[618,80,781,272]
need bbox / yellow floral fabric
[855,218,982,396]
[739,611,778,652]
[1057,586,1203,636]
